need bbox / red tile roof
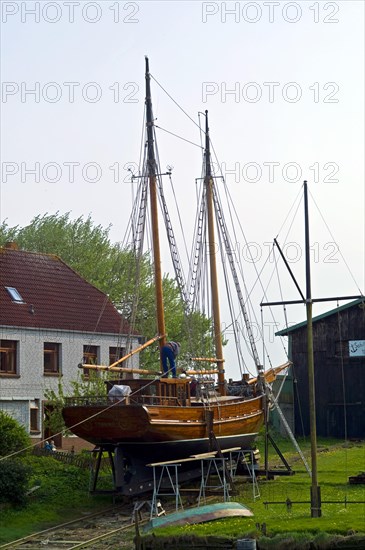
[0,247,134,335]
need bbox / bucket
[236,539,257,550]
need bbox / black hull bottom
[117,432,259,464]
[91,432,259,496]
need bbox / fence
[32,446,93,469]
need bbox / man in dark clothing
[161,341,180,378]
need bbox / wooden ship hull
[62,378,265,463]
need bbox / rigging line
[211,174,287,366]
[83,295,109,351]
[198,112,205,158]
[167,171,190,271]
[138,107,146,172]
[207,150,269,300]
[212,184,262,370]
[211,138,301,298]
[211,174,286,365]
[0,396,130,462]
[188,186,207,307]
[155,124,203,149]
[1,364,183,463]
[122,128,147,247]
[154,133,189,307]
[278,194,303,248]
[120,149,148,251]
[210,141,247,266]
[230,182,299,311]
[150,73,203,131]
[217,268,253,373]
[275,185,304,240]
[217,228,245,376]
[212,178,268,360]
[309,190,364,295]
[260,307,265,371]
[120,174,149,343]
[273,246,290,358]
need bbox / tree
[0,213,214,371]
[0,411,31,458]
[0,459,31,506]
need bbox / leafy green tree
[0,411,31,457]
[0,459,31,506]
[43,379,69,436]
[44,373,112,435]
[1,213,114,293]
[0,213,214,372]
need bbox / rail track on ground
[0,502,151,550]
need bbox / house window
[44,343,61,375]
[30,401,39,432]
[5,286,25,303]
[0,340,18,375]
[83,345,99,378]
[109,346,126,366]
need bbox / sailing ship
[62,58,289,484]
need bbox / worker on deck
[161,341,180,378]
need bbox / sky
[1,0,364,377]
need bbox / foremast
[204,111,226,396]
[145,57,166,355]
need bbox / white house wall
[0,325,140,437]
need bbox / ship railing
[64,396,122,407]
[64,395,183,407]
[129,394,183,406]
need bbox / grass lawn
[0,455,113,544]
[145,437,365,547]
[1,437,364,548]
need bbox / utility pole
[261,180,363,518]
[304,180,321,517]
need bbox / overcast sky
[1,1,364,375]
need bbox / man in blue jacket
[161,341,180,378]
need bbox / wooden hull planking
[62,395,264,456]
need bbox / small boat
[62,58,289,490]
[143,502,253,531]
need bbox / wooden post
[304,180,321,518]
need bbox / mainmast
[204,111,226,395]
[145,57,166,353]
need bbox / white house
[0,243,141,441]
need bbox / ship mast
[145,57,166,354]
[204,111,226,396]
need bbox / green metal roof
[275,298,365,336]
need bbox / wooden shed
[276,299,365,439]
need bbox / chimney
[4,242,19,250]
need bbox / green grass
[0,455,113,544]
[1,438,364,547]
[148,437,365,546]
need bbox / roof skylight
[5,286,25,303]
